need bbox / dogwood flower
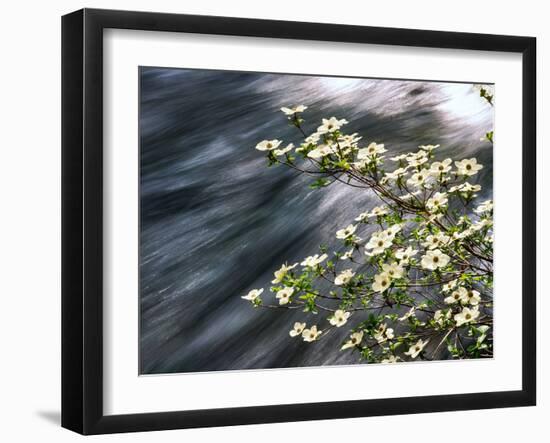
[407,171,429,187]
[404,339,429,358]
[280,105,307,115]
[341,331,364,350]
[301,253,328,267]
[454,307,480,327]
[474,199,493,214]
[399,190,422,200]
[241,288,264,301]
[271,262,298,283]
[372,272,391,292]
[355,212,369,222]
[420,249,450,270]
[419,144,440,152]
[455,158,483,176]
[276,286,295,305]
[289,322,306,337]
[477,325,490,344]
[384,167,409,181]
[339,248,354,260]
[381,355,399,363]
[462,182,482,193]
[471,219,492,231]
[374,323,394,343]
[255,139,282,151]
[445,287,467,304]
[317,117,348,134]
[386,224,403,236]
[429,158,452,175]
[462,288,481,305]
[336,224,357,239]
[426,192,449,212]
[302,325,322,342]
[422,232,451,250]
[399,306,416,321]
[329,310,351,327]
[307,144,334,159]
[369,206,390,217]
[395,246,418,264]
[382,262,405,279]
[433,309,451,326]
[273,143,294,156]
[365,232,393,256]
[441,279,458,292]
[390,153,408,162]
[357,142,387,159]
[304,132,321,144]
[406,151,429,167]
[335,269,355,286]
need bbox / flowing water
[139,67,494,374]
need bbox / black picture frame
[62,8,537,435]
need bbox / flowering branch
[243,90,494,364]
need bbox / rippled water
[139,67,494,374]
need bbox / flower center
[465,314,472,320]
[433,257,439,263]
[466,164,472,170]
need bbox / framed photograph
[62,8,536,435]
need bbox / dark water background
[139,67,494,374]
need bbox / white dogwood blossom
[336,224,357,239]
[421,249,451,270]
[395,246,418,264]
[429,158,452,175]
[301,253,328,267]
[302,325,322,342]
[419,144,440,152]
[255,139,282,151]
[280,105,308,115]
[271,263,298,284]
[474,199,493,214]
[317,117,348,134]
[289,322,306,337]
[426,192,449,212]
[276,286,295,305]
[273,143,295,156]
[341,331,364,350]
[307,144,334,159]
[454,306,480,327]
[329,310,351,327]
[382,262,405,279]
[335,269,355,286]
[357,142,387,159]
[455,158,483,176]
[242,288,264,302]
[404,339,429,358]
[372,272,391,292]
[374,323,395,343]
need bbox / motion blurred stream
[139,67,493,374]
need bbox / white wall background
[0,1,545,441]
